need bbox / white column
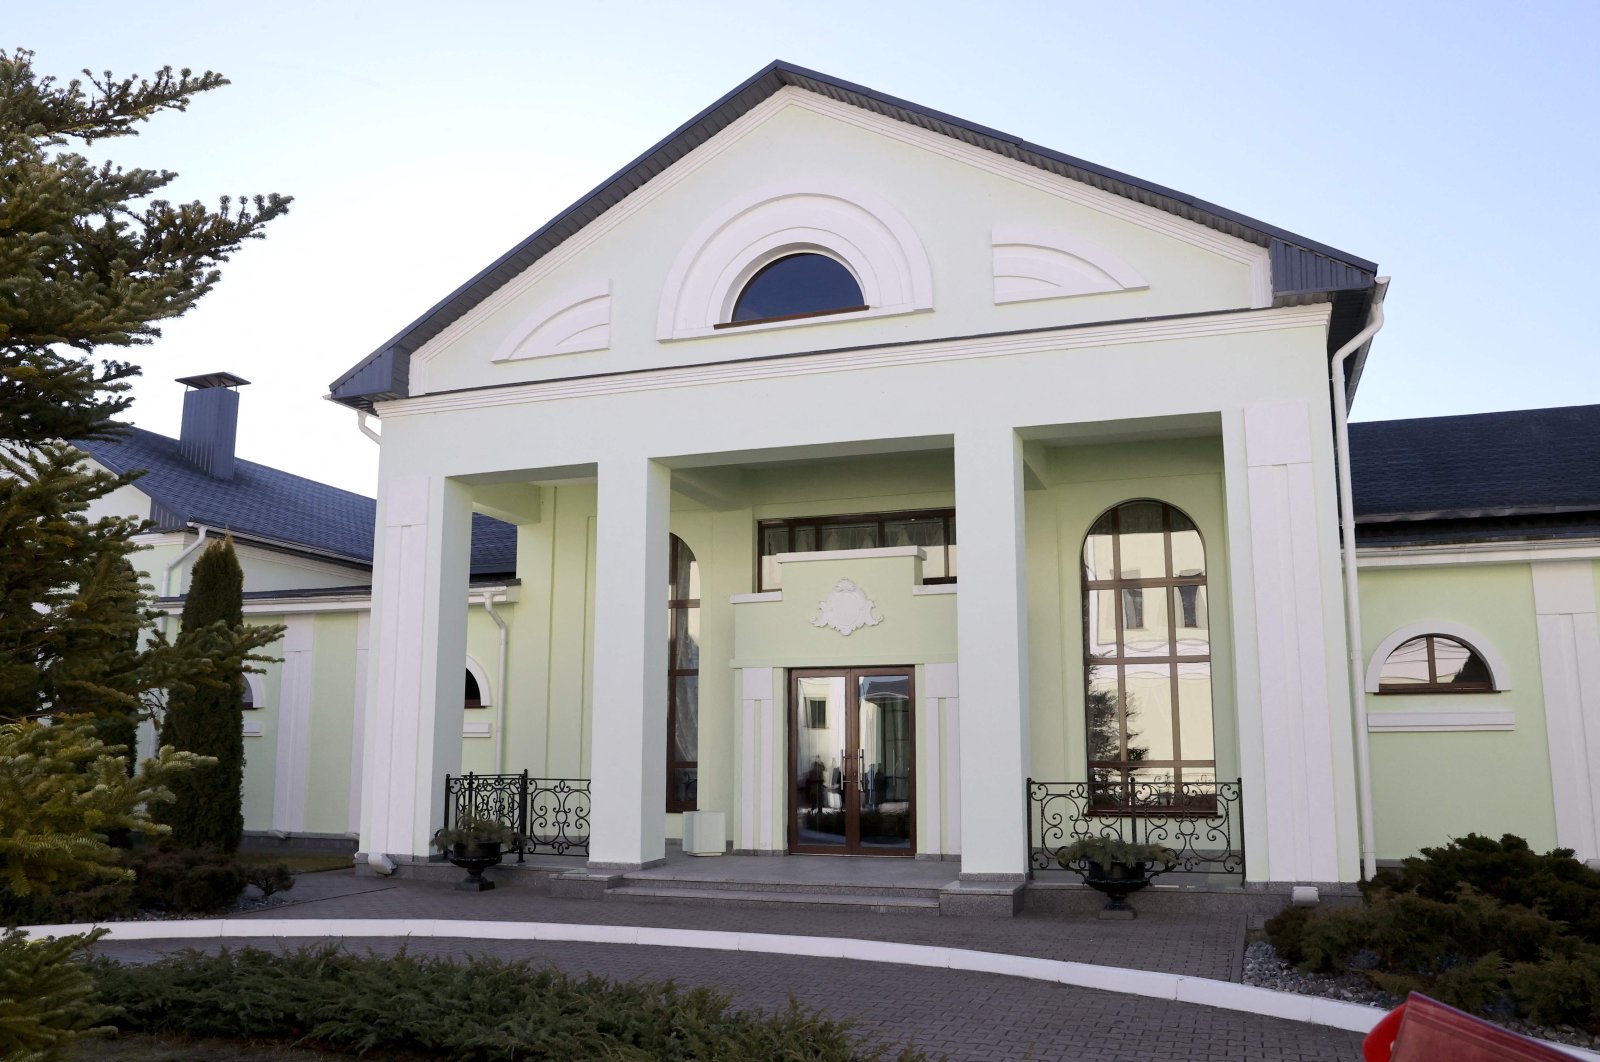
[347,611,370,835]
[954,427,1029,879]
[1231,404,1347,883]
[737,667,773,853]
[1532,561,1600,865]
[272,615,315,833]
[587,455,670,871]
[923,662,959,856]
[358,474,471,859]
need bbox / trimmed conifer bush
[90,945,933,1060]
[156,537,249,853]
[1265,834,1600,1032]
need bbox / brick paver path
[234,870,1246,982]
[94,934,1364,1062]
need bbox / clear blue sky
[17,1,1600,494]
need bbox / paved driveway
[95,934,1365,1061]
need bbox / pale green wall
[1026,437,1236,786]
[304,613,359,834]
[1358,563,1558,857]
[241,616,285,832]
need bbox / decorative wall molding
[1364,621,1513,693]
[657,178,933,340]
[381,304,1331,419]
[491,281,611,363]
[991,226,1148,305]
[401,86,1272,384]
[1358,539,1600,568]
[810,578,883,636]
[272,615,315,834]
[1366,710,1516,732]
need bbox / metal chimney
[175,372,250,481]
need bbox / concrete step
[616,875,949,900]
[606,883,941,914]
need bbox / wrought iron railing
[1026,778,1244,883]
[442,772,590,861]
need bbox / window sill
[1367,709,1515,732]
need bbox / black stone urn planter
[1082,860,1155,918]
[446,839,504,891]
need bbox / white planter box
[681,811,726,856]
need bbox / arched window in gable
[723,252,866,327]
[667,534,700,811]
[1377,635,1495,692]
[1082,500,1216,806]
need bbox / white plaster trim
[272,615,315,834]
[776,545,926,564]
[380,304,1332,419]
[1357,539,1600,567]
[231,584,517,616]
[38,919,1580,1053]
[943,694,962,856]
[657,177,932,341]
[809,578,884,636]
[991,226,1148,305]
[1366,710,1516,732]
[349,612,370,836]
[400,89,1274,377]
[242,720,264,738]
[462,720,493,738]
[464,654,494,708]
[1532,561,1600,862]
[1364,622,1512,693]
[759,689,777,851]
[729,591,782,604]
[489,281,611,364]
[911,584,957,596]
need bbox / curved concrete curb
[22,917,1600,1061]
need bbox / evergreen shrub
[1264,834,1600,1031]
[0,929,110,1060]
[91,945,933,1060]
[126,849,248,915]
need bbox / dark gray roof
[1351,405,1600,546]
[80,426,518,576]
[329,60,1379,415]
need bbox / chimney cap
[175,372,250,390]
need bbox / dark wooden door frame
[786,666,917,857]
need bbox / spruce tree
[0,48,288,729]
[156,538,248,852]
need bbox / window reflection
[1378,634,1494,692]
[757,509,955,591]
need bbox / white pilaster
[359,474,471,859]
[1233,403,1345,883]
[347,611,370,835]
[1532,561,1600,864]
[954,427,1029,879]
[737,667,774,852]
[924,662,959,856]
[587,456,670,870]
[272,615,315,833]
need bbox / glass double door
[789,667,915,856]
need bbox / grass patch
[91,945,934,1060]
[236,851,352,876]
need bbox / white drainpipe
[355,410,381,444]
[480,592,509,773]
[1329,277,1390,881]
[161,524,213,635]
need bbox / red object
[1363,993,1578,1062]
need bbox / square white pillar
[588,455,670,871]
[359,474,471,860]
[1532,561,1600,864]
[954,427,1030,880]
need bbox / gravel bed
[1244,940,1600,1055]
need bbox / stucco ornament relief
[810,578,883,636]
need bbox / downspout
[355,410,381,444]
[481,592,509,774]
[161,525,213,636]
[1330,277,1390,881]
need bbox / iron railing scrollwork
[1026,778,1244,884]
[442,771,590,860]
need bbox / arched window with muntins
[667,535,700,811]
[1082,500,1216,803]
[1378,635,1494,692]
[725,252,866,326]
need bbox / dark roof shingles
[81,426,517,576]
